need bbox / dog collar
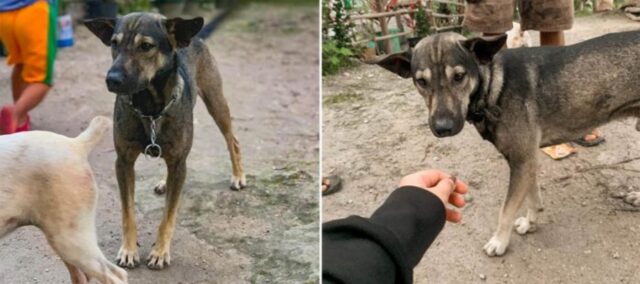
[467,63,502,141]
[126,93,177,160]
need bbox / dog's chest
[114,97,194,156]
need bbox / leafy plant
[414,3,430,38]
[322,0,331,40]
[118,0,152,14]
[331,0,355,49]
[323,0,357,75]
[322,40,354,75]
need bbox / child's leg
[11,64,25,101]
[12,82,49,124]
[1,0,56,134]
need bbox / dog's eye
[416,78,428,88]
[453,72,465,82]
[140,42,155,52]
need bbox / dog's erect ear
[365,50,413,78]
[84,18,116,46]
[164,17,204,48]
[461,34,507,64]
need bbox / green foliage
[119,0,152,14]
[322,0,331,40]
[330,0,355,49]
[322,40,354,75]
[323,0,357,76]
[414,3,430,38]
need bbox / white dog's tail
[74,116,112,155]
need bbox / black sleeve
[322,186,446,284]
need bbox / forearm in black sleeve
[322,186,447,284]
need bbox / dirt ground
[323,12,640,284]
[0,3,318,284]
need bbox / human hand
[399,170,468,223]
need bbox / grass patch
[323,92,363,106]
[243,0,317,5]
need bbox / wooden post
[395,12,405,49]
[427,0,437,29]
[377,0,392,54]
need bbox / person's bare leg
[12,82,49,124]
[11,64,26,102]
[540,31,565,46]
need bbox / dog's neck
[467,58,504,141]
[129,55,180,117]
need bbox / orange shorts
[0,0,57,85]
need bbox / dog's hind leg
[484,137,540,256]
[54,233,128,284]
[147,157,187,270]
[63,261,89,284]
[115,152,140,268]
[44,211,128,283]
[0,216,20,238]
[196,73,246,190]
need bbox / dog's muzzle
[431,117,456,137]
[106,70,126,93]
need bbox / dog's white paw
[230,174,247,190]
[483,235,509,257]
[147,246,171,270]
[514,217,537,235]
[624,191,640,207]
[116,245,140,268]
[153,180,166,195]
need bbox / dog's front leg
[115,153,140,268]
[514,180,543,235]
[147,157,187,270]
[484,155,538,256]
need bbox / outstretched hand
[399,170,468,223]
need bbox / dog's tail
[195,2,238,39]
[74,116,112,155]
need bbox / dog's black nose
[433,118,455,137]
[106,71,124,91]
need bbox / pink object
[0,106,17,134]
[15,115,30,132]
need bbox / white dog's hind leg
[51,227,128,284]
[624,192,640,207]
[64,261,89,284]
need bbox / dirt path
[0,3,318,283]
[323,12,640,283]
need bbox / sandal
[322,175,343,196]
[574,130,605,147]
[15,114,30,132]
[0,106,17,135]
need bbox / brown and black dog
[85,13,246,270]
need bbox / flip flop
[0,106,17,135]
[574,135,605,147]
[15,114,30,132]
[322,175,343,196]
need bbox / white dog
[0,116,127,284]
